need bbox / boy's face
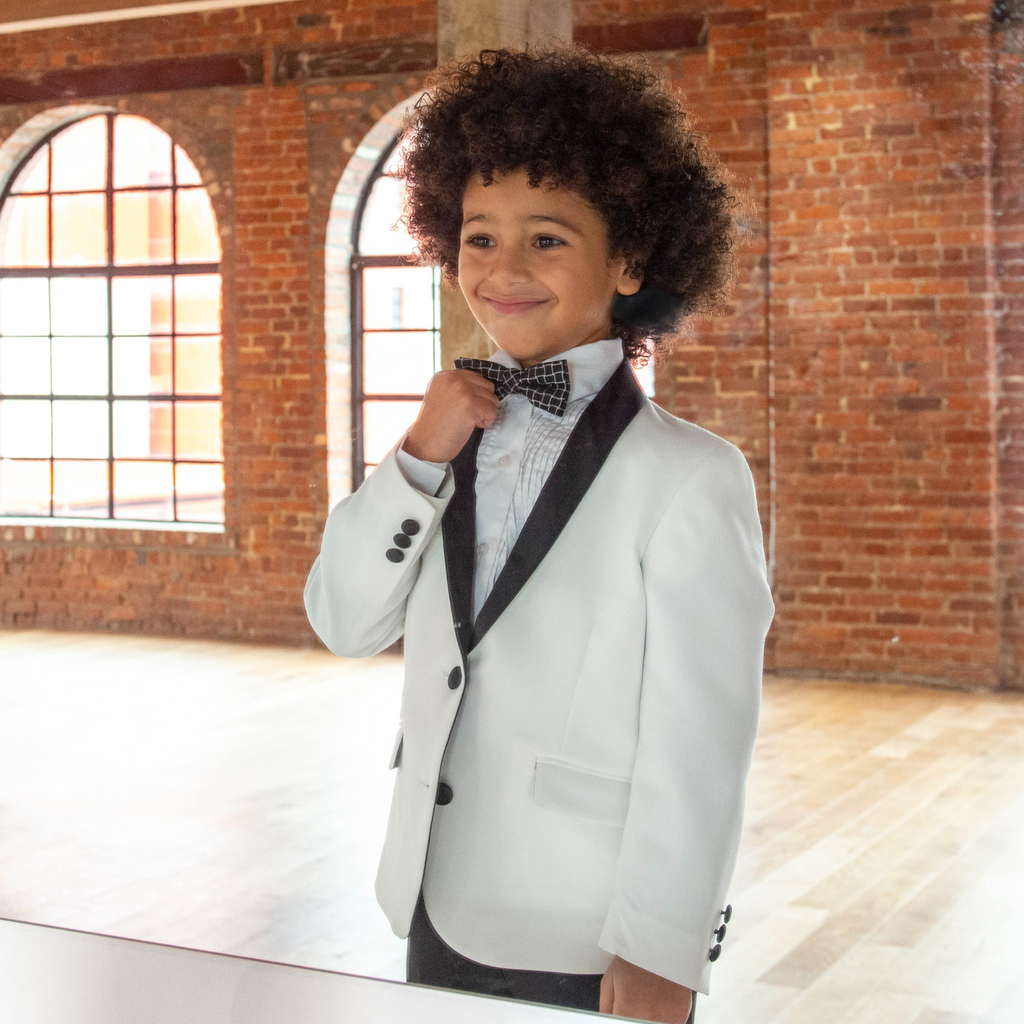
[457,169,641,367]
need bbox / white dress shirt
[396,336,627,623]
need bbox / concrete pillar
[436,0,572,366]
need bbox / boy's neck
[500,328,615,368]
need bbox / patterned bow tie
[454,357,571,417]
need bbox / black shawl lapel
[441,427,483,659]
[470,359,647,651]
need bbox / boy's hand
[600,955,693,1023]
[402,368,500,463]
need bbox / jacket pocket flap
[388,727,404,770]
[533,757,631,828]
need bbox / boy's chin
[489,330,570,363]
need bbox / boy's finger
[599,969,614,1015]
[459,371,497,394]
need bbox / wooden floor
[0,630,1022,1024]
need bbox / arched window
[0,113,223,525]
[350,137,440,485]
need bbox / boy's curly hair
[396,46,738,364]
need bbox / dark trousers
[406,892,696,1022]
[407,891,603,1011]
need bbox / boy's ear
[615,266,643,297]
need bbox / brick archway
[0,103,115,193]
[323,91,423,508]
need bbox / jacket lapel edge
[470,360,647,650]
[441,427,483,658]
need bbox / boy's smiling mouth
[482,295,549,315]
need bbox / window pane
[174,145,202,186]
[175,462,223,523]
[113,336,172,395]
[174,274,221,334]
[113,400,172,458]
[51,277,108,336]
[51,337,108,396]
[11,145,49,194]
[0,195,49,268]
[0,337,49,395]
[0,278,49,335]
[114,190,172,265]
[52,193,107,267]
[0,399,50,457]
[175,335,220,395]
[358,176,415,256]
[112,276,172,335]
[363,400,420,464]
[113,115,172,189]
[176,188,221,264]
[113,460,173,520]
[52,399,108,458]
[53,460,108,518]
[175,400,222,460]
[50,115,107,193]
[362,266,435,330]
[364,330,436,395]
[0,458,50,515]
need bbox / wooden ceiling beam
[0,0,303,35]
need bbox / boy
[304,47,774,1023]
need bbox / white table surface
[0,917,605,1024]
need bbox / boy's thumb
[599,962,615,1015]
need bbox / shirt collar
[487,336,625,403]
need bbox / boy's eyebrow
[461,213,583,232]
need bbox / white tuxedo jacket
[304,360,774,994]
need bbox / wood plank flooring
[0,629,1021,1023]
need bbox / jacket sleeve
[303,439,455,658]
[395,444,450,496]
[598,443,775,995]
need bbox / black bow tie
[454,357,571,417]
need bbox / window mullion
[106,113,115,521]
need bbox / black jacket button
[447,666,462,690]
[708,944,721,962]
[385,548,405,563]
[715,924,727,942]
[401,518,420,536]
[393,533,412,549]
[436,783,453,805]
[722,904,733,924]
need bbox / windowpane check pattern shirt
[395,336,629,624]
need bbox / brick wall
[993,21,1024,687]
[767,0,1002,688]
[0,0,1021,688]
[0,1,434,645]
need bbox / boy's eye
[460,234,565,249]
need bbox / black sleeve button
[708,944,721,962]
[447,666,462,690]
[436,783,453,805]
[722,904,733,924]
[393,533,412,549]
[715,924,727,942]
[386,548,405,563]
[401,518,420,536]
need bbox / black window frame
[0,111,224,525]
[349,136,440,488]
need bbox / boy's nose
[488,246,532,284]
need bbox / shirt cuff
[395,440,450,497]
